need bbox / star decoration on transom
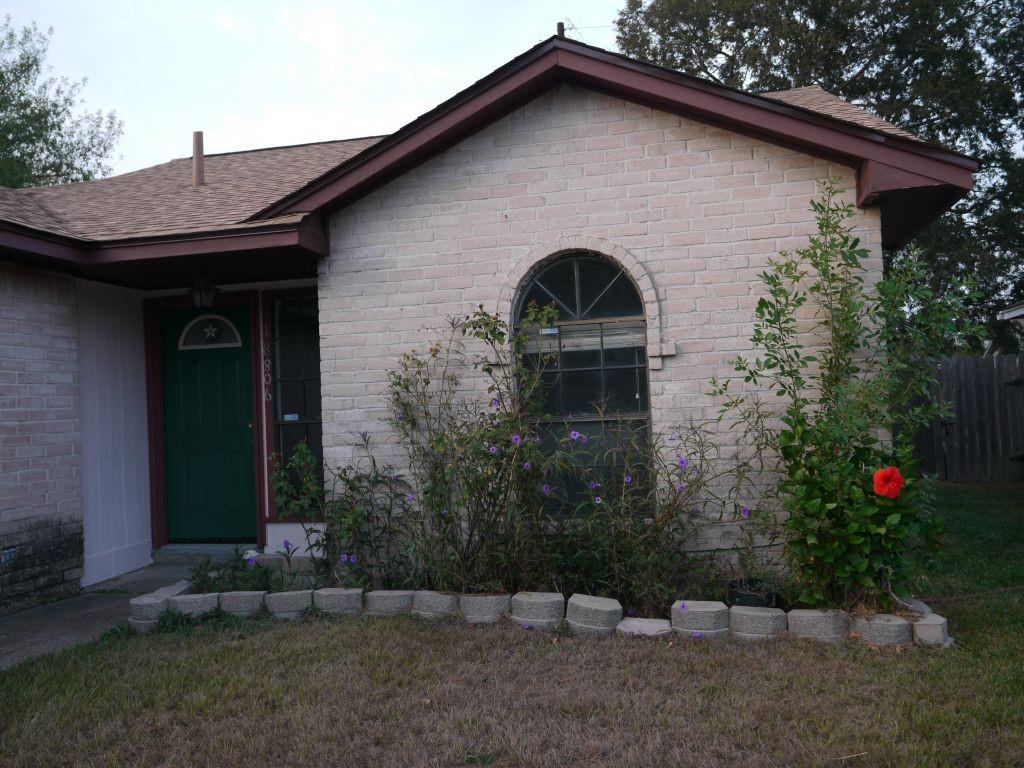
[203,323,219,340]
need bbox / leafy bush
[713,179,979,609]
[189,549,273,593]
[273,437,415,590]
[272,303,755,613]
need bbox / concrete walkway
[0,563,190,671]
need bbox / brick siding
[0,263,82,614]
[320,84,883,549]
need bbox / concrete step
[152,543,256,565]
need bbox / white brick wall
[0,262,83,611]
[322,85,883,522]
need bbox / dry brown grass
[0,608,1021,768]
[2,484,1022,768]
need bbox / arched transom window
[515,253,649,425]
[178,314,243,350]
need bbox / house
[0,36,977,613]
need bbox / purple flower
[489,445,498,455]
[587,480,601,490]
[523,461,531,471]
[246,556,257,566]
[339,553,348,563]
[491,398,500,409]
[406,493,416,503]
[741,506,750,519]
[542,484,552,495]
[692,630,703,639]
[624,474,633,485]
[627,608,637,617]
[595,496,603,505]
[534,435,543,444]
[580,434,589,444]
[677,457,690,470]
[511,434,521,445]
[570,430,580,441]
[522,623,533,631]
[676,482,688,492]
[282,539,291,550]
[676,602,688,611]
[440,508,448,516]
[349,554,357,564]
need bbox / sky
[6,1,622,175]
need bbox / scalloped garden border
[128,583,952,648]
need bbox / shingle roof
[761,85,920,141]
[0,136,381,242]
[0,77,926,245]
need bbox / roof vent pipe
[192,131,205,186]
[556,21,565,37]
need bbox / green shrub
[271,304,745,614]
[713,179,979,609]
[188,549,273,593]
[273,437,415,590]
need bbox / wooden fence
[912,355,1024,482]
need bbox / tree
[0,17,122,188]
[616,0,1024,350]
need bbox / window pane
[521,283,571,321]
[605,368,642,413]
[277,380,304,420]
[577,256,620,313]
[519,328,559,359]
[278,423,311,463]
[535,258,577,317]
[306,422,323,466]
[303,379,322,421]
[603,322,645,366]
[275,338,303,379]
[540,371,560,415]
[560,323,601,369]
[604,346,640,366]
[585,274,644,318]
[180,315,241,349]
[275,297,317,337]
[562,370,602,416]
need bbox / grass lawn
[1,484,1022,768]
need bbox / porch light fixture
[190,279,219,310]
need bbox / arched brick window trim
[500,237,676,369]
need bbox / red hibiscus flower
[872,466,904,499]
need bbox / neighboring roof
[761,85,921,141]
[0,34,978,282]
[997,299,1024,322]
[0,137,381,242]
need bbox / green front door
[160,305,257,542]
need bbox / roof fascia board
[0,224,86,262]
[263,39,976,220]
[89,222,325,263]
[857,160,945,207]
[1,218,326,272]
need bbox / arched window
[515,252,649,430]
[178,314,243,350]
